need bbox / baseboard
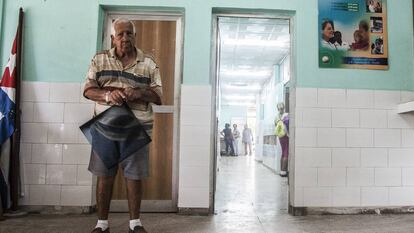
[307,206,414,215]
[178,207,210,216]
[288,206,414,216]
[20,205,94,214]
[289,205,307,216]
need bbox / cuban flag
[0,34,17,210]
[0,35,17,146]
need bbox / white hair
[111,18,136,36]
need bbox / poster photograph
[319,0,388,70]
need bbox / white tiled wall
[20,82,213,209]
[20,81,95,206]
[294,87,414,208]
[178,85,212,208]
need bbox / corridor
[215,156,288,217]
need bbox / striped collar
[108,47,145,62]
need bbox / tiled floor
[215,155,289,217]
[2,156,414,233]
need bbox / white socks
[95,220,109,231]
[130,219,143,230]
[95,219,142,231]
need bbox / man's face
[112,22,135,54]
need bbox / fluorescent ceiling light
[223,95,256,101]
[222,84,262,91]
[223,39,289,47]
[229,82,248,86]
[246,25,266,33]
[244,35,263,40]
[237,65,253,69]
[221,70,271,77]
[222,101,255,106]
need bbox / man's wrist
[136,87,148,100]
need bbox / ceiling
[218,17,290,106]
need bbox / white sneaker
[279,171,287,177]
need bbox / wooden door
[111,20,176,211]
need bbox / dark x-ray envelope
[80,104,151,169]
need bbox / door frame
[210,9,297,214]
[101,10,184,212]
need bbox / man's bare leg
[96,176,115,220]
[126,179,142,219]
[126,179,147,232]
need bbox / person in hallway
[221,123,235,156]
[232,124,240,156]
[242,124,253,155]
[275,102,289,177]
[83,18,162,233]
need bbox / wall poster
[319,0,388,70]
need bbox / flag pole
[9,7,24,212]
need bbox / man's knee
[97,176,116,187]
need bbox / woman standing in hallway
[242,124,253,156]
[275,103,289,177]
[232,124,240,156]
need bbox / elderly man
[83,18,162,233]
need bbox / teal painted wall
[0,0,4,61]
[1,0,98,83]
[1,0,413,90]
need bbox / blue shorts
[88,144,150,180]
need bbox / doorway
[212,14,294,216]
[102,11,184,212]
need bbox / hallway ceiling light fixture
[223,39,289,47]
[245,25,266,33]
[242,35,263,41]
[223,84,262,91]
[221,70,272,77]
[237,65,253,69]
[229,82,248,86]
[223,95,256,101]
[224,101,255,106]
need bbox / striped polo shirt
[84,47,162,135]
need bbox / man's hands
[107,89,126,105]
[84,86,159,106]
[106,88,142,106]
[124,87,142,102]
